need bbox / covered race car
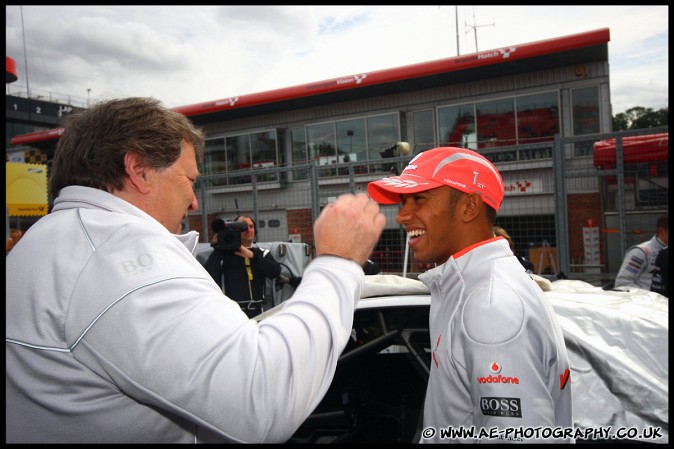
[259,275,668,444]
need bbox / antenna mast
[20,5,30,98]
[465,8,494,52]
[455,6,460,56]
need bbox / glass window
[438,104,476,149]
[572,87,600,135]
[476,98,516,149]
[307,122,336,163]
[336,118,366,163]
[572,86,600,157]
[290,126,308,180]
[203,138,226,187]
[367,113,400,176]
[291,127,307,164]
[251,130,278,182]
[226,135,251,184]
[412,109,435,153]
[308,122,338,177]
[251,130,277,168]
[366,113,400,161]
[516,92,559,144]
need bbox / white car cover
[544,280,668,443]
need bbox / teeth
[407,229,425,238]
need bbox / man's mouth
[407,229,425,242]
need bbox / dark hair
[449,189,497,226]
[657,213,668,231]
[485,205,497,227]
[235,215,257,237]
[49,97,204,200]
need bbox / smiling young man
[368,147,573,443]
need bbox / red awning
[6,56,18,83]
[593,133,668,168]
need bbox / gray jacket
[419,237,573,443]
[6,186,363,443]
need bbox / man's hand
[314,193,386,267]
[235,246,254,259]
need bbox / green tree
[613,106,669,130]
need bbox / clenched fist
[313,193,386,267]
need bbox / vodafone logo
[477,361,519,384]
[477,374,519,384]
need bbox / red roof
[10,28,610,146]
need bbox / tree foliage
[613,106,669,131]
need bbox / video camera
[212,219,248,251]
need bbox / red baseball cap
[367,147,505,212]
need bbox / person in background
[5,97,386,443]
[204,215,283,317]
[493,225,534,273]
[5,227,22,255]
[368,146,572,443]
[615,213,668,291]
[650,246,669,298]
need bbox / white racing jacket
[5,186,363,443]
[614,235,667,291]
[419,237,573,443]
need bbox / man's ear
[462,193,483,222]
[124,152,152,194]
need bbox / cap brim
[367,176,444,204]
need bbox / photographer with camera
[204,215,283,318]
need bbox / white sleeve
[71,253,363,443]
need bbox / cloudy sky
[5,5,668,115]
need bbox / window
[251,130,278,182]
[203,138,226,187]
[412,110,435,153]
[336,118,366,163]
[439,93,560,162]
[204,130,280,186]
[367,113,400,160]
[438,104,476,149]
[226,135,252,184]
[290,126,308,180]
[476,98,516,149]
[516,92,559,144]
[572,86,600,157]
[307,122,336,163]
